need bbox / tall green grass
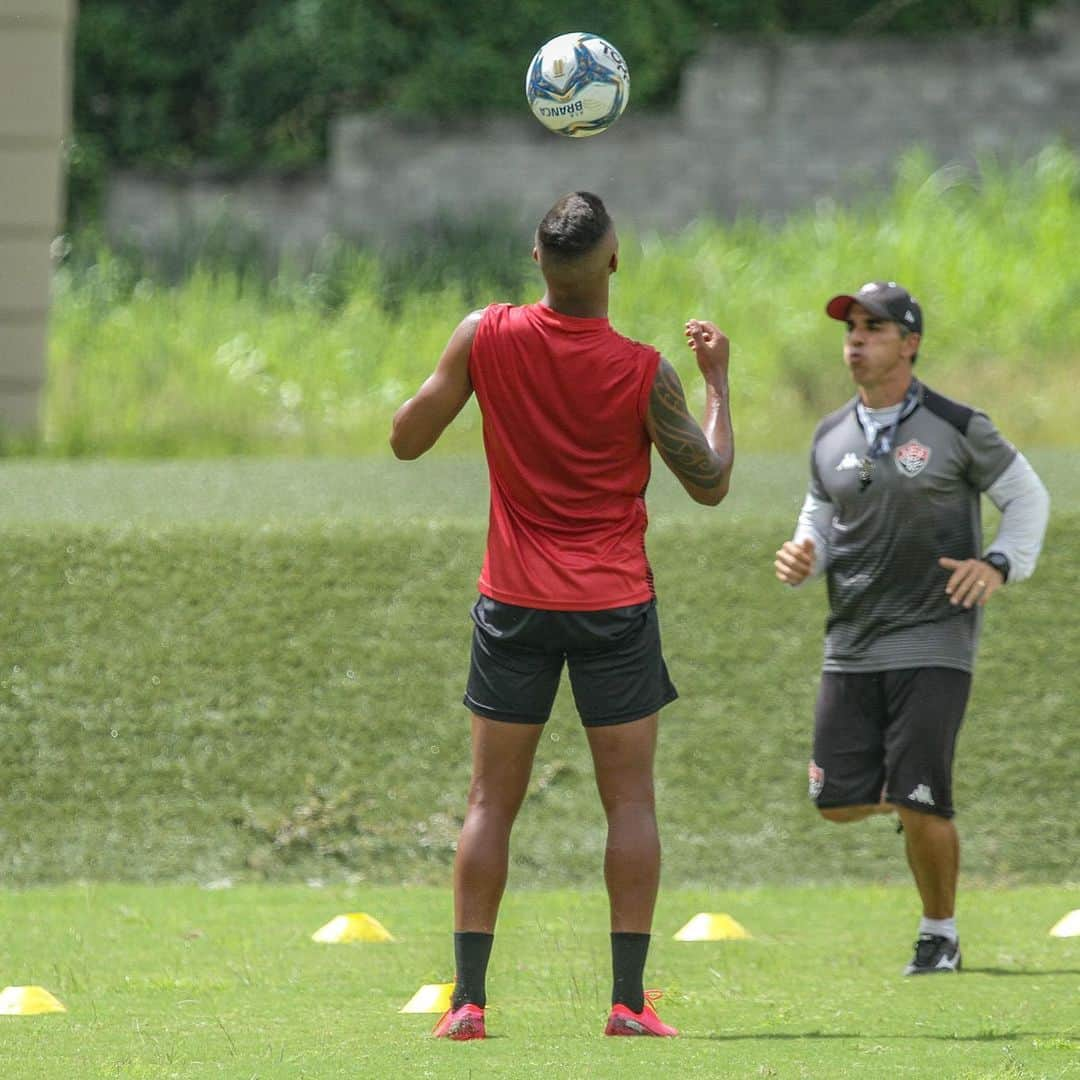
[42,146,1080,458]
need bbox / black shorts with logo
[464,595,679,727]
[809,667,972,819]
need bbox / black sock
[451,931,494,1009]
[611,932,650,1014]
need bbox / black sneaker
[903,933,961,975]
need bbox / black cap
[826,281,922,335]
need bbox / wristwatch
[983,551,1010,583]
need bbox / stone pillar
[0,0,73,436]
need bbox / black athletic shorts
[809,667,972,819]
[463,594,679,727]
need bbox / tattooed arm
[644,320,734,506]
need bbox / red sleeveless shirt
[468,302,660,610]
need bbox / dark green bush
[71,0,1052,224]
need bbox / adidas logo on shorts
[907,783,935,806]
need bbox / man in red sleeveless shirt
[391,192,734,1040]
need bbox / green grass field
[1,454,1077,1076]
[1,884,1077,1078]
[0,453,1075,887]
[9,142,1079,1076]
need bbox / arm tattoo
[648,359,722,489]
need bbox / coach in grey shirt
[775,281,1049,976]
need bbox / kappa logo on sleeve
[894,439,931,477]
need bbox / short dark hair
[895,323,914,360]
[537,192,612,258]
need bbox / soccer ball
[525,32,630,138]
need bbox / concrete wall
[107,4,1080,256]
[0,0,73,434]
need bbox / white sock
[919,916,957,943]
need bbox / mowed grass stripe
[1,505,1075,887]
[0,448,1076,526]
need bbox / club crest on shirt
[894,439,931,477]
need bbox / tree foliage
[69,0,1054,220]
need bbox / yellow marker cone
[1050,909,1080,938]
[674,912,751,941]
[399,982,455,1014]
[0,986,67,1015]
[311,913,395,943]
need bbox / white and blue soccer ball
[525,32,630,138]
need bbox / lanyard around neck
[856,381,920,460]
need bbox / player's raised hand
[939,556,1004,608]
[775,537,815,586]
[685,319,729,378]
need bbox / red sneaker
[431,1002,486,1040]
[604,990,678,1037]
